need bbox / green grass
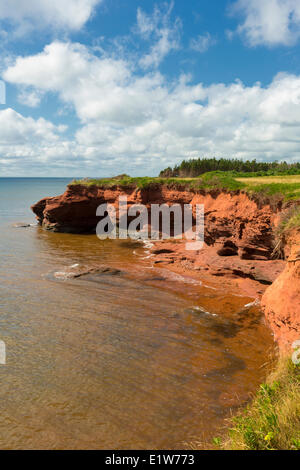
[72,176,162,189]
[235,175,300,184]
[232,170,300,178]
[276,206,300,236]
[221,358,300,450]
[71,172,246,191]
[235,175,300,201]
[72,175,205,190]
[284,208,300,231]
[246,183,300,201]
[71,172,300,201]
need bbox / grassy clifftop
[71,172,300,201]
[71,173,300,238]
[71,172,243,191]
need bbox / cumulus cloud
[136,2,181,69]
[231,0,300,47]
[0,108,66,144]
[0,0,102,36]
[17,88,43,107]
[190,33,217,53]
[0,108,74,174]
[3,41,300,175]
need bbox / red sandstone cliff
[261,230,300,352]
[31,184,299,350]
[32,184,277,260]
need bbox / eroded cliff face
[261,231,300,352]
[32,184,277,260]
[31,184,299,350]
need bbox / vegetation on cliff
[72,172,300,201]
[71,172,245,191]
[270,207,300,259]
[159,157,300,178]
[278,206,300,234]
[222,358,300,450]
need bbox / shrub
[222,359,300,450]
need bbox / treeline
[159,158,300,177]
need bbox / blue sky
[1,0,300,176]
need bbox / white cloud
[0,108,73,173]
[190,33,216,53]
[136,2,181,69]
[0,0,102,36]
[231,0,300,47]
[17,88,43,107]
[4,41,165,124]
[3,41,300,175]
[0,112,97,178]
[0,108,66,144]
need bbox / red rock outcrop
[261,230,300,352]
[32,184,277,260]
[31,183,299,350]
[148,238,284,298]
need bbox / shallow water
[0,178,274,449]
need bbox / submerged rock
[53,264,122,280]
[13,222,32,228]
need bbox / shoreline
[144,237,285,300]
[28,182,300,450]
[31,182,300,353]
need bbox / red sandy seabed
[31,184,300,352]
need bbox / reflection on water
[0,178,275,449]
